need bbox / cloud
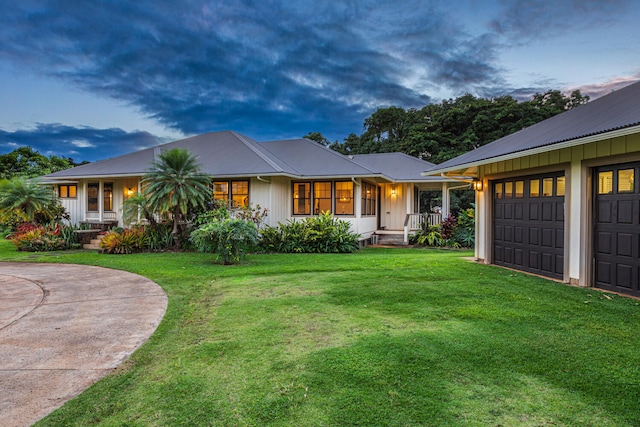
[491,0,632,43]
[0,0,506,143]
[570,74,640,99]
[0,124,164,161]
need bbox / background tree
[303,132,332,146]
[0,146,78,179]
[141,148,212,248]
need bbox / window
[213,182,229,202]
[58,184,77,198]
[103,183,113,211]
[335,181,354,215]
[361,181,377,216]
[214,180,249,207]
[618,169,634,193]
[293,182,311,215]
[556,176,565,196]
[504,182,513,198]
[87,183,99,212]
[542,178,554,196]
[598,171,613,194]
[292,181,355,216]
[314,182,332,214]
[231,181,249,207]
[515,181,524,198]
[530,179,540,197]
[495,182,503,199]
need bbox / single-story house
[424,80,640,297]
[43,131,459,243]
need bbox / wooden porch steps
[83,234,105,251]
[373,231,407,246]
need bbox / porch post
[441,182,449,219]
[98,181,104,222]
[403,183,412,244]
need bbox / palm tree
[141,148,212,248]
[0,177,59,223]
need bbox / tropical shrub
[410,225,445,247]
[9,223,67,252]
[0,177,67,226]
[411,207,475,248]
[191,219,259,264]
[259,211,359,253]
[100,227,150,254]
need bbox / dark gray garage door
[594,162,640,296]
[493,172,565,279]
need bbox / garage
[493,172,565,280]
[594,162,640,297]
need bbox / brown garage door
[493,173,565,280]
[594,163,640,296]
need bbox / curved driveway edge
[0,262,168,427]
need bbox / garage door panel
[529,228,539,245]
[616,264,633,288]
[594,163,640,296]
[542,202,554,221]
[541,228,553,247]
[515,226,524,243]
[596,231,612,254]
[504,225,513,242]
[529,251,539,269]
[598,201,613,223]
[504,203,513,219]
[555,255,564,275]
[515,204,523,220]
[555,229,564,249]
[596,260,613,284]
[541,253,554,272]
[514,249,524,266]
[556,202,564,221]
[617,200,634,224]
[616,233,634,257]
[529,203,539,220]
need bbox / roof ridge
[229,131,285,172]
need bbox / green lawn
[2,240,640,426]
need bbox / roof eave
[423,124,640,176]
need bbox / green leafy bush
[411,207,475,248]
[191,219,259,264]
[259,211,359,253]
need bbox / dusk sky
[1,0,639,162]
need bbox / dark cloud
[0,124,164,161]
[491,0,631,43]
[0,0,504,145]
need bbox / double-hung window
[292,181,354,216]
[214,180,250,207]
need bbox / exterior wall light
[391,188,397,196]
[472,180,483,191]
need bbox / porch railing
[85,211,118,221]
[403,213,442,243]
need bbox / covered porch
[375,181,471,244]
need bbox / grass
[2,240,640,426]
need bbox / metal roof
[43,130,456,182]
[425,80,640,175]
[350,153,448,182]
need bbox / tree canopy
[0,146,80,179]
[326,89,589,164]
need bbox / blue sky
[0,0,638,162]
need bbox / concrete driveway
[0,262,168,427]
